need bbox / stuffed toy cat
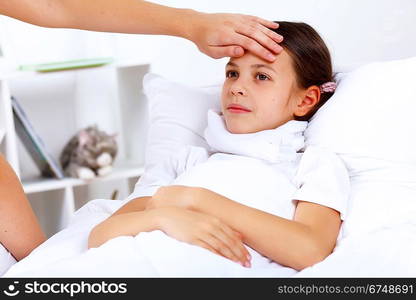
[60,125,118,180]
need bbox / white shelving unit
[0,60,150,237]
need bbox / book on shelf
[0,128,5,144]
[11,96,65,179]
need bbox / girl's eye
[256,73,270,81]
[226,70,238,78]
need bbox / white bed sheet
[3,193,416,278]
[0,243,17,277]
[295,220,416,277]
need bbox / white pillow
[305,56,416,237]
[143,73,221,168]
[306,56,416,164]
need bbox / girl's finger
[220,226,251,264]
[194,239,222,257]
[211,226,249,266]
[203,232,240,263]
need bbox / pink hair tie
[320,81,337,94]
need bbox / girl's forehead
[228,50,293,72]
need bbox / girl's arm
[0,155,46,260]
[0,0,282,61]
[88,197,250,266]
[147,185,341,271]
[88,198,155,249]
[88,196,152,248]
[146,147,349,270]
[192,188,341,271]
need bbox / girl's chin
[224,116,258,134]
[225,123,256,134]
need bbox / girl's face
[221,50,317,134]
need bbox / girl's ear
[294,86,320,117]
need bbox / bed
[3,56,416,277]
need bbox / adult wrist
[174,9,205,42]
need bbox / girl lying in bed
[88,21,349,271]
[4,21,349,277]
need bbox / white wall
[1,0,416,86]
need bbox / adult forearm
[0,155,46,260]
[191,188,326,270]
[88,210,159,249]
[60,0,195,37]
[0,0,195,38]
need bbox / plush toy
[60,125,118,180]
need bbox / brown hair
[272,21,334,121]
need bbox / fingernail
[267,53,276,61]
[244,261,251,268]
[275,46,283,53]
[234,47,244,56]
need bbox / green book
[19,57,114,72]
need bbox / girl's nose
[230,85,247,97]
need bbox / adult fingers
[250,16,279,30]
[231,33,278,62]
[207,45,245,59]
[236,22,283,54]
[257,23,284,44]
[248,17,283,45]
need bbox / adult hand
[155,206,251,267]
[187,12,283,62]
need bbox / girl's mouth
[227,104,252,113]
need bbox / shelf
[0,58,151,80]
[23,163,144,194]
[19,57,115,72]
[1,54,150,236]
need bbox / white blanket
[4,195,416,277]
[0,244,16,277]
[296,220,416,277]
[4,199,297,277]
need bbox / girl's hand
[154,207,251,267]
[146,185,199,210]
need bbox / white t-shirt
[127,110,350,221]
